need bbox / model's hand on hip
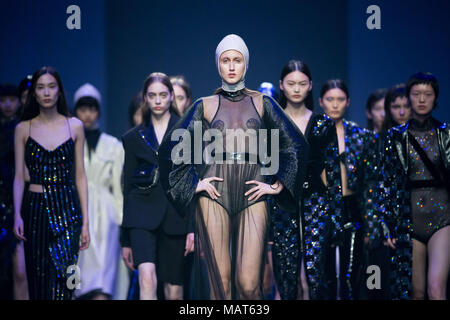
[245,180,284,201]
[195,177,223,200]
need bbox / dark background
[1,0,449,138]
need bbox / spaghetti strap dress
[22,118,82,300]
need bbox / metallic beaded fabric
[408,120,450,243]
[23,136,82,300]
[380,118,450,299]
[269,196,300,300]
[270,114,335,300]
[321,120,380,299]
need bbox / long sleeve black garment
[120,113,192,243]
[158,94,308,214]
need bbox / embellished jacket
[324,120,381,243]
[270,113,336,300]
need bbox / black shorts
[129,228,186,285]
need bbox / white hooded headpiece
[215,34,249,92]
[74,83,101,105]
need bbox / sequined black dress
[23,119,82,300]
[159,90,308,299]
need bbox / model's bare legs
[13,241,29,300]
[427,226,450,300]
[235,201,267,300]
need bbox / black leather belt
[211,152,260,162]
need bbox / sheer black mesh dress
[197,91,268,299]
[159,89,308,300]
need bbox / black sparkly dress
[23,119,82,300]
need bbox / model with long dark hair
[12,66,90,300]
[120,72,193,300]
[318,79,380,299]
[270,59,336,300]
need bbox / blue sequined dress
[22,119,82,300]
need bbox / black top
[84,128,101,159]
[302,113,336,194]
[25,119,75,186]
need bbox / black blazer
[121,113,192,236]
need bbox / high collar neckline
[409,117,434,131]
[220,89,246,102]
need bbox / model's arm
[260,95,309,210]
[120,134,137,271]
[120,225,134,271]
[377,131,397,249]
[158,100,204,213]
[13,122,28,241]
[122,134,139,203]
[121,133,139,234]
[112,140,125,225]
[72,117,90,250]
[362,131,386,248]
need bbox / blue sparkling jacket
[271,118,382,300]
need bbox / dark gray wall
[1,0,448,138]
[105,0,348,137]
[0,0,107,128]
[347,0,450,126]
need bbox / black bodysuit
[202,92,267,216]
[408,118,450,244]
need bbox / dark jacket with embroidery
[324,120,380,241]
[270,113,336,300]
[119,113,192,247]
